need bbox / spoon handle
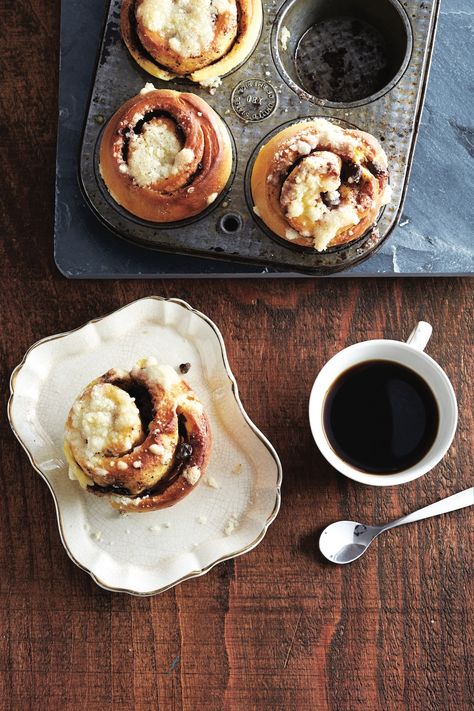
[382,487,474,532]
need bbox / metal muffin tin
[80,0,440,275]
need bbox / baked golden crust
[99,88,233,222]
[121,0,175,81]
[120,0,262,84]
[64,359,211,512]
[251,119,390,252]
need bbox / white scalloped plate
[8,297,282,595]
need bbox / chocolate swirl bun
[121,0,262,87]
[64,358,211,512]
[99,86,233,222]
[251,118,390,252]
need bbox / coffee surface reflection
[323,360,439,474]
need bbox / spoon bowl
[319,521,380,563]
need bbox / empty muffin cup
[272,0,412,107]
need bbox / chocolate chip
[321,191,340,208]
[179,362,191,374]
[176,443,193,461]
[366,160,385,178]
[341,161,362,184]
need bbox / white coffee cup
[309,322,458,486]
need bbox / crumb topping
[183,465,201,485]
[280,152,361,251]
[285,227,299,241]
[69,383,143,467]
[137,0,236,59]
[140,82,156,95]
[149,443,165,456]
[132,360,181,391]
[280,25,291,51]
[224,514,239,536]
[127,120,194,186]
[199,76,222,92]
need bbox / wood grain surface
[0,2,472,709]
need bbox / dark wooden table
[1,3,472,709]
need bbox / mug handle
[406,321,432,351]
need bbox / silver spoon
[319,487,474,564]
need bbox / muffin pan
[80,0,440,274]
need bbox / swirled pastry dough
[121,0,262,86]
[64,358,211,512]
[99,87,233,222]
[251,118,390,251]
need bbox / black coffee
[323,360,439,474]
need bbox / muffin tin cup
[91,118,238,234]
[80,0,441,275]
[272,0,413,108]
